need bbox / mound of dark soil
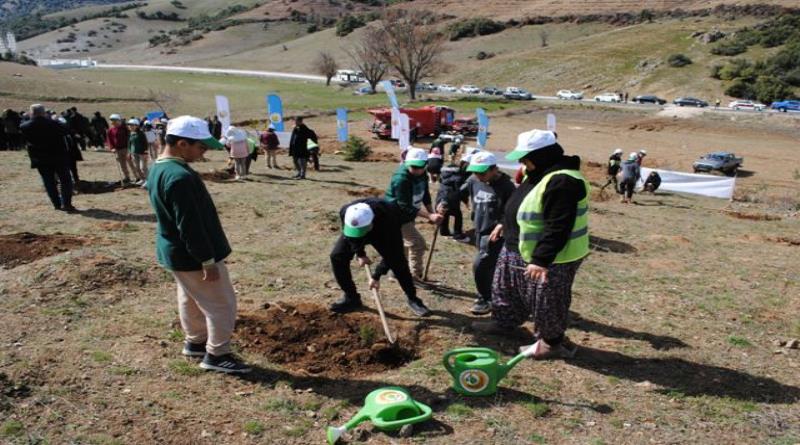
[199,169,233,182]
[0,232,86,269]
[725,211,782,221]
[236,303,423,377]
[27,254,163,294]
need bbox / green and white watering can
[326,386,432,444]
[443,345,536,396]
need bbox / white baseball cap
[505,129,557,161]
[639,149,648,155]
[404,147,428,168]
[466,151,497,173]
[629,152,639,160]
[127,118,140,126]
[166,115,223,150]
[343,202,374,238]
[613,148,623,154]
[109,114,121,121]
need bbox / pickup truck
[692,151,743,175]
[771,100,800,112]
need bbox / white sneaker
[140,181,148,188]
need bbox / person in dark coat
[90,112,109,149]
[20,104,76,212]
[435,157,470,240]
[0,115,6,150]
[3,109,22,150]
[58,117,83,183]
[288,117,318,179]
[210,115,223,140]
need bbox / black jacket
[504,155,587,267]
[289,124,318,158]
[339,198,404,279]
[460,172,516,236]
[436,164,468,210]
[20,117,70,169]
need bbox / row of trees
[313,11,444,100]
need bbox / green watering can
[326,387,432,444]
[443,346,536,396]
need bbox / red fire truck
[367,105,476,140]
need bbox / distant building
[6,32,16,54]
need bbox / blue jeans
[293,156,307,178]
[37,164,73,209]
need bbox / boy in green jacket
[147,115,251,374]
[127,118,149,187]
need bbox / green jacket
[385,164,431,223]
[129,130,148,155]
[147,158,232,271]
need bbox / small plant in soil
[342,136,372,162]
[523,400,551,418]
[445,403,473,419]
[727,335,751,347]
[243,420,264,436]
[0,420,24,438]
[358,324,376,346]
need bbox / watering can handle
[371,401,433,430]
[442,347,499,375]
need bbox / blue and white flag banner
[215,95,231,135]
[336,108,349,142]
[391,107,401,140]
[380,80,400,109]
[398,113,410,151]
[267,94,284,132]
[477,107,489,147]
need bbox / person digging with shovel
[472,129,589,360]
[329,199,431,317]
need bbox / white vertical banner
[398,113,410,150]
[391,107,401,140]
[546,113,556,133]
[215,95,231,135]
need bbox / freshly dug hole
[0,232,86,269]
[235,303,424,377]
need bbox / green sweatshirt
[129,130,148,155]
[384,164,431,223]
[147,158,232,271]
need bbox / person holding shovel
[329,199,431,316]
[472,129,589,360]
[147,115,251,374]
[385,147,443,280]
[459,151,516,315]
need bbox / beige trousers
[401,221,427,278]
[114,149,136,181]
[171,262,237,356]
[131,153,148,180]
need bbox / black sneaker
[407,298,431,317]
[330,296,363,313]
[181,341,206,357]
[470,299,492,315]
[199,353,252,374]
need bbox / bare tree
[372,10,445,100]
[539,29,549,47]
[313,51,339,86]
[344,27,389,94]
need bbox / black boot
[330,295,363,313]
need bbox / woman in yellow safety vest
[471,129,589,360]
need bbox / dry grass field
[0,94,798,444]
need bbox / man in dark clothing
[619,152,641,204]
[0,116,6,150]
[329,199,431,317]
[210,115,222,140]
[91,112,109,149]
[58,117,83,183]
[436,161,468,239]
[20,104,76,212]
[3,109,22,150]
[288,117,318,179]
[147,115,250,374]
[643,171,661,193]
[460,151,516,314]
[602,148,623,192]
[473,129,588,361]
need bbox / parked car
[594,92,621,103]
[633,95,667,105]
[673,97,708,107]
[693,151,743,175]
[770,99,800,112]
[481,87,503,96]
[459,85,480,94]
[557,90,583,100]
[438,84,457,93]
[728,100,766,111]
[389,79,406,89]
[504,87,533,100]
[353,86,375,95]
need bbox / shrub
[718,58,753,81]
[448,17,506,41]
[711,40,747,56]
[667,53,692,67]
[725,80,755,100]
[709,64,723,79]
[342,136,372,161]
[335,14,365,36]
[753,75,795,104]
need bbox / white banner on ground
[215,95,231,135]
[639,167,735,199]
[391,107,401,140]
[398,113,410,151]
